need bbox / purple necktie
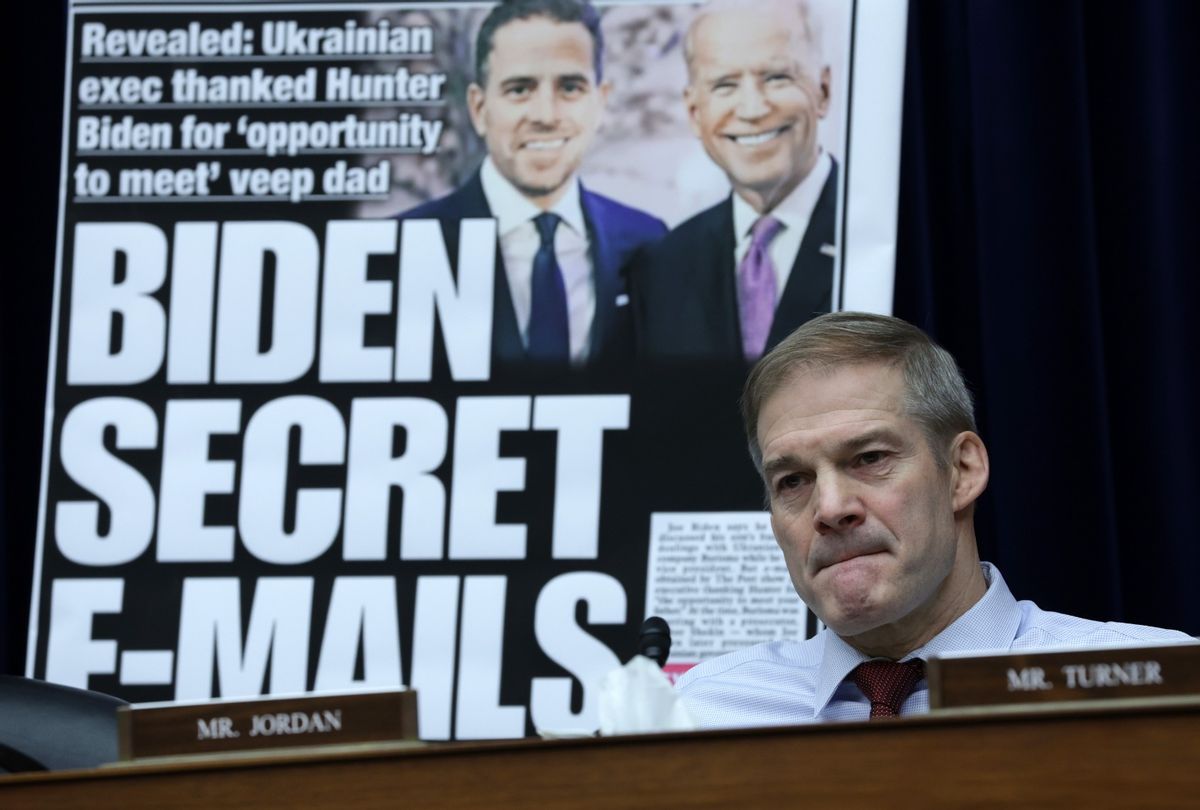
[738,216,783,361]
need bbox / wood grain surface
[3,697,1198,809]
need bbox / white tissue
[596,655,697,735]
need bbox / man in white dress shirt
[631,0,838,363]
[401,0,665,371]
[676,312,1194,727]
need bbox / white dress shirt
[480,157,595,364]
[731,150,834,302]
[676,562,1194,728]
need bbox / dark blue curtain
[3,0,1197,675]
[4,2,67,675]
[894,0,1199,633]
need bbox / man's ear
[816,65,831,117]
[683,84,702,139]
[949,431,989,513]
[467,83,487,137]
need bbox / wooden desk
[3,698,1197,809]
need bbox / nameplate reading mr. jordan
[117,689,417,760]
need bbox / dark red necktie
[850,659,925,719]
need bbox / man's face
[468,17,609,207]
[757,363,964,641]
[685,11,830,211]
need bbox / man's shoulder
[397,193,455,222]
[648,198,730,254]
[673,636,826,729]
[582,187,667,241]
[676,635,822,690]
[396,174,487,222]
[1012,600,1194,650]
[628,198,731,288]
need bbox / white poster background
[645,512,810,680]
[30,0,907,738]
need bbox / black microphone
[636,616,672,668]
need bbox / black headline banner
[30,0,905,739]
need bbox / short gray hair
[683,0,824,84]
[741,312,977,473]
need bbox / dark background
[4,0,1198,677]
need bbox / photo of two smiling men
[396,0,847,372]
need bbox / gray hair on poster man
[683,0,827,85]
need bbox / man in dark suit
[631,0,837,364]
[400,0,665,371]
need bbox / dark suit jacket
[399,170,666,371]
[630,165,838,363]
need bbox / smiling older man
[631,0,837,364]
[400,0,664,371]
[675,312,1192,726]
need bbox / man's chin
[723,167,806,210]
[812,581,892,637]
[512,171,573,203]
[823,610,887,639]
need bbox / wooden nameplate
[928,642,1199,710]
[117,688,418,760]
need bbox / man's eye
[857,451,886,466]
[765,73,794,85]
[559,79,587,96]
[777,473,804,491]
[504,83,533,98]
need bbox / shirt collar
[810,562,1021,716]
[731,150,833,241]
[911,562,1022,660]
[479,156,587,238]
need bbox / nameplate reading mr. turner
[117,689,417,760]
[927,643,1199,710]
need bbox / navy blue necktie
[527,212,570,364]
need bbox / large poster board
[29,0,906,739]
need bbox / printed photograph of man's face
[366,0,851,230]
[467,11,611,210]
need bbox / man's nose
[811,474,866,534]
[734,80,770,120]
[528,85,559,124]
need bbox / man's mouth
[726,125,791,147]
[826,549,885,568]
[522,138,568,151]
[810,539,890,575]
